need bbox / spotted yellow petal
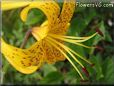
[1,1,31,11]
[31,21,49,41]
[32,25,49,41]
[1,38,44,74]
[31,21,65,63]
[20,1,60,30]
[42,39,65,64]
[59,0,75,23]
[49,0,75,35]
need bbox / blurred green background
[1,2,114,85]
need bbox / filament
[46,38,84,80]
[48,32,97,43]
[47,37,85,68]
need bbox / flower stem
[20,29,32,48]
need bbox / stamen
[95,45,104,51]
[74,42,94,49]
[49,35,96,49]
[67,47,93,65]
[47,37,93,65]
[96,28,104,37]
[49,32,98,43]
[82,67,89,77]
[47,37,85,68]
[46,38,84,80]
[49,34,89,39]
[48,33,97,50]
[91,64,95,67]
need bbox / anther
[91,64,95,67]
[95,28,104,37]
[95,45,104,52]
[82,67,89,77]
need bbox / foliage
[1,5,114,85]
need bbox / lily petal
[42,39,65,64]
[59,0,75,25]
[20,1,60,30]
[1,38,44,74]
[32,24,49,41]
[1,1,31,11]
[50,0,75,35]
[31,21,65,63]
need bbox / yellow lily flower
[1,0,98,80]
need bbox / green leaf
[102,57,114,84]
[90,54,104,80]
[105,30,112,42]
[65,69,80,84]
[70,8,97,34]
[25,9,44,26]
[40,71,63,84]
[42,64,57,76]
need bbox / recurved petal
[1,1,31,11]
[49,0,75,35]
[59,0,75,24]
[20,0,60,29]
[1,38,44,74]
